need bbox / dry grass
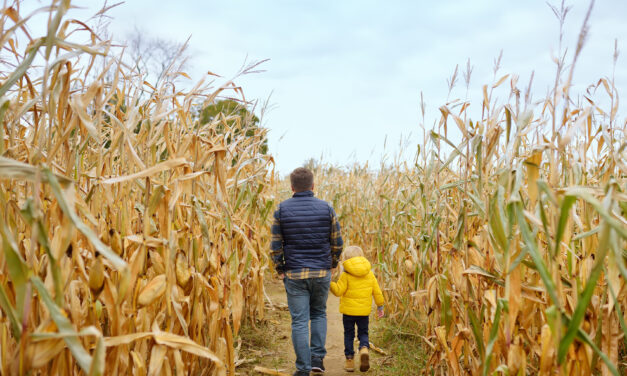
[0,2,273,375]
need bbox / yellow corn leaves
[308,62,626,375]
[524,150,542,206]
[0,2,273,374]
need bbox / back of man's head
[290,167,314,192]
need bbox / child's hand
[377,307,384,318]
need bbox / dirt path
[258,279,381,375]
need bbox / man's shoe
[344,357,355,372]
[311,356,325,373]
[293,371,310,376]
[359,347,370,372]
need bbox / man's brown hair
[290,167,314,192]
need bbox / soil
[244,278,385,375]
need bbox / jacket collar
[293,190,314,198]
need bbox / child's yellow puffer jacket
[330,256,385,316]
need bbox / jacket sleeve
[330,272,348,297]
[329,206,343,268]
[270,208,285,273]
[372,274,385,307]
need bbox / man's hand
[277,272,285,280]
[331,267,339,280]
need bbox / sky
[18,1,627,174]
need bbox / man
[271,167,343,376]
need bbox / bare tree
[125,26,192,83]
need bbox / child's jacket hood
[330,256,385,316]
[343,256,371,277]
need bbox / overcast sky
[22,1,627,174]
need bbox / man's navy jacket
[271,190,343,272]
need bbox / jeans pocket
[315,273,331,289]
[283,277,296,294]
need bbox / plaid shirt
[271,204,343,280]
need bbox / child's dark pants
[342,314,369,357]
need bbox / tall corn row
[0,2,273,375]
[311,17,627,376]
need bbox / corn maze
[0,2,273,375]
[311,33,627,376]
[1,1,627,375]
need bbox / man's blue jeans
[283,274,331,373]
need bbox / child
[330,246,385,372]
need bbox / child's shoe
[344,357,355,372]
[359,347,370,372]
